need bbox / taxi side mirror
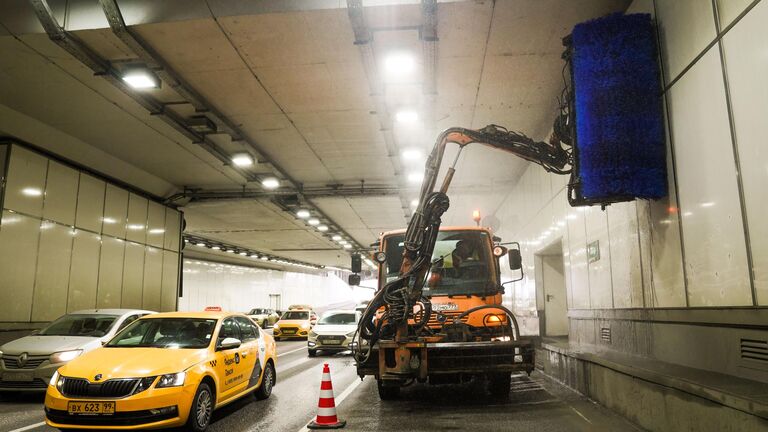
[217,337,241,351]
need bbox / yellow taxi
[272,309,316,341]
[44,311,277,431]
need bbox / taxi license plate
[324,339,343,345]
[2,372,33,382]
[68,401,116,415]
[283,329,296,334]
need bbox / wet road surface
[1,335,641,432]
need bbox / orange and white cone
[307,363,346,429]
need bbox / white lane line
[297,378,364,432]
[571,406,593,424]
[8,421,46,432]
[278,346,308,357]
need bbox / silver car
[0,309,154,391]
[307,310,360,357]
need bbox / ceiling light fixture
[211,246,221,250]
[239,251,248,256]
[261,256,269,261]
[317,225,328,232]
[296,209,310,218]
[395,110,418,123]
[102,217,117,224]
[307,218,320,226]
[407,172,424,183]
[21,187,42,197]
[332,235,342,241]
[121,68,160,89]
[196,242,206,247]
[343,244,352,249]
[148,228,165,234]
[401,148,423,161]
[261,177,280,189]
[384,52,416,77]
[232,153,254,167]
[127,224,144,230]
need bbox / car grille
[46,407,177,426]
[427,311,469,327]
[0,379,48,389]
[318,335,346,343]
[2,355,48,370]
[60,377,147,398]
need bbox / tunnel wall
[0,142,182,330]
[178,259,355,313]
[497,0,768,385]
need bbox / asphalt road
[0,335,641,432]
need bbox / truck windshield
[381,230,497,297]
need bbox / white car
[0,309,154,391]
[307,310,360,357]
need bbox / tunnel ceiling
[0,0,630,268]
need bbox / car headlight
[49,370,59,387]
[273,323,280,329]
[301,323,310,330]
[50,350,83,364]
[132,376,157,394]
[155,372,186,388]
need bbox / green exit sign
[588,240,600,263]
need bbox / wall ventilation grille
[600,327,611,343]
[740,338,768,364]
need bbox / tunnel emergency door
[540,243,568,337]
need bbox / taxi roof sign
[204,306,222,311]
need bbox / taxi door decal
[247,338,263,387]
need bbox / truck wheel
[377,380,400,400]
[487,373,511,398]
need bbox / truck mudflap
[356,338,536,380]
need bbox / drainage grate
[600,327,611,343]
[740,338,768,364]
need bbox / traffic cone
[307,363,346,429]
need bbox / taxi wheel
[274,336,281,341]
[308,349,317,357]
[255,362,275,400]
[186,382,214,431]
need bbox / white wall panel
[142,246,163,311]
[608,202,643,308]
[717,0,753,27]
[42,161,78,225]
[102,185,128,238]
[31,222,73,321]
[146,202,166,248]
[722,1,768,305]
[567,208,590,309]
[164,208,181,252]
[121,241,145,309]
[67,230,101,312]
[668,48,751,306]
[161,250,179,311]
[656,0,717,82]
[4,146,47,217]
[97,236,125,308]
[125,194,148,244]
[0,211,39,321]
[585,207,613,308]
[75,174,105,233]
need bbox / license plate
[323,339,343,345]
[2,372,33,382]
[68,401,116,415]
[284,329,296,334]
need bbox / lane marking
[9,421,46,432]
[297,378,364,432]
[571,406,593,424]
[278,346,308,357]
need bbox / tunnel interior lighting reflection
[411,199,419,207]
[384,52,416,78]
[21,187,42,197]
[407,172,424,183]
[395,110,418,123]
[401,148,423,161]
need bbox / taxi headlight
[49,370,60,387]
[273,323,280,329]
[156,372,186,388]
[301,323,310,330]
[50,350,83,364]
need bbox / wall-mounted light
[261,177,280,189]
[232,153,254,167]
[121,67,160,89]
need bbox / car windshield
[106,318,217,349]
[318,313,358,325]
[249,308,268,315]
[281,311,309,320]
[39,314,119,337]
[382,230,497,297]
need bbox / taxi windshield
[281,311,309,320]
[39,314,119,337]
[382,230,497,297]
[249,308,268,315]
[318,313,358,325]
[106,318,217,349]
